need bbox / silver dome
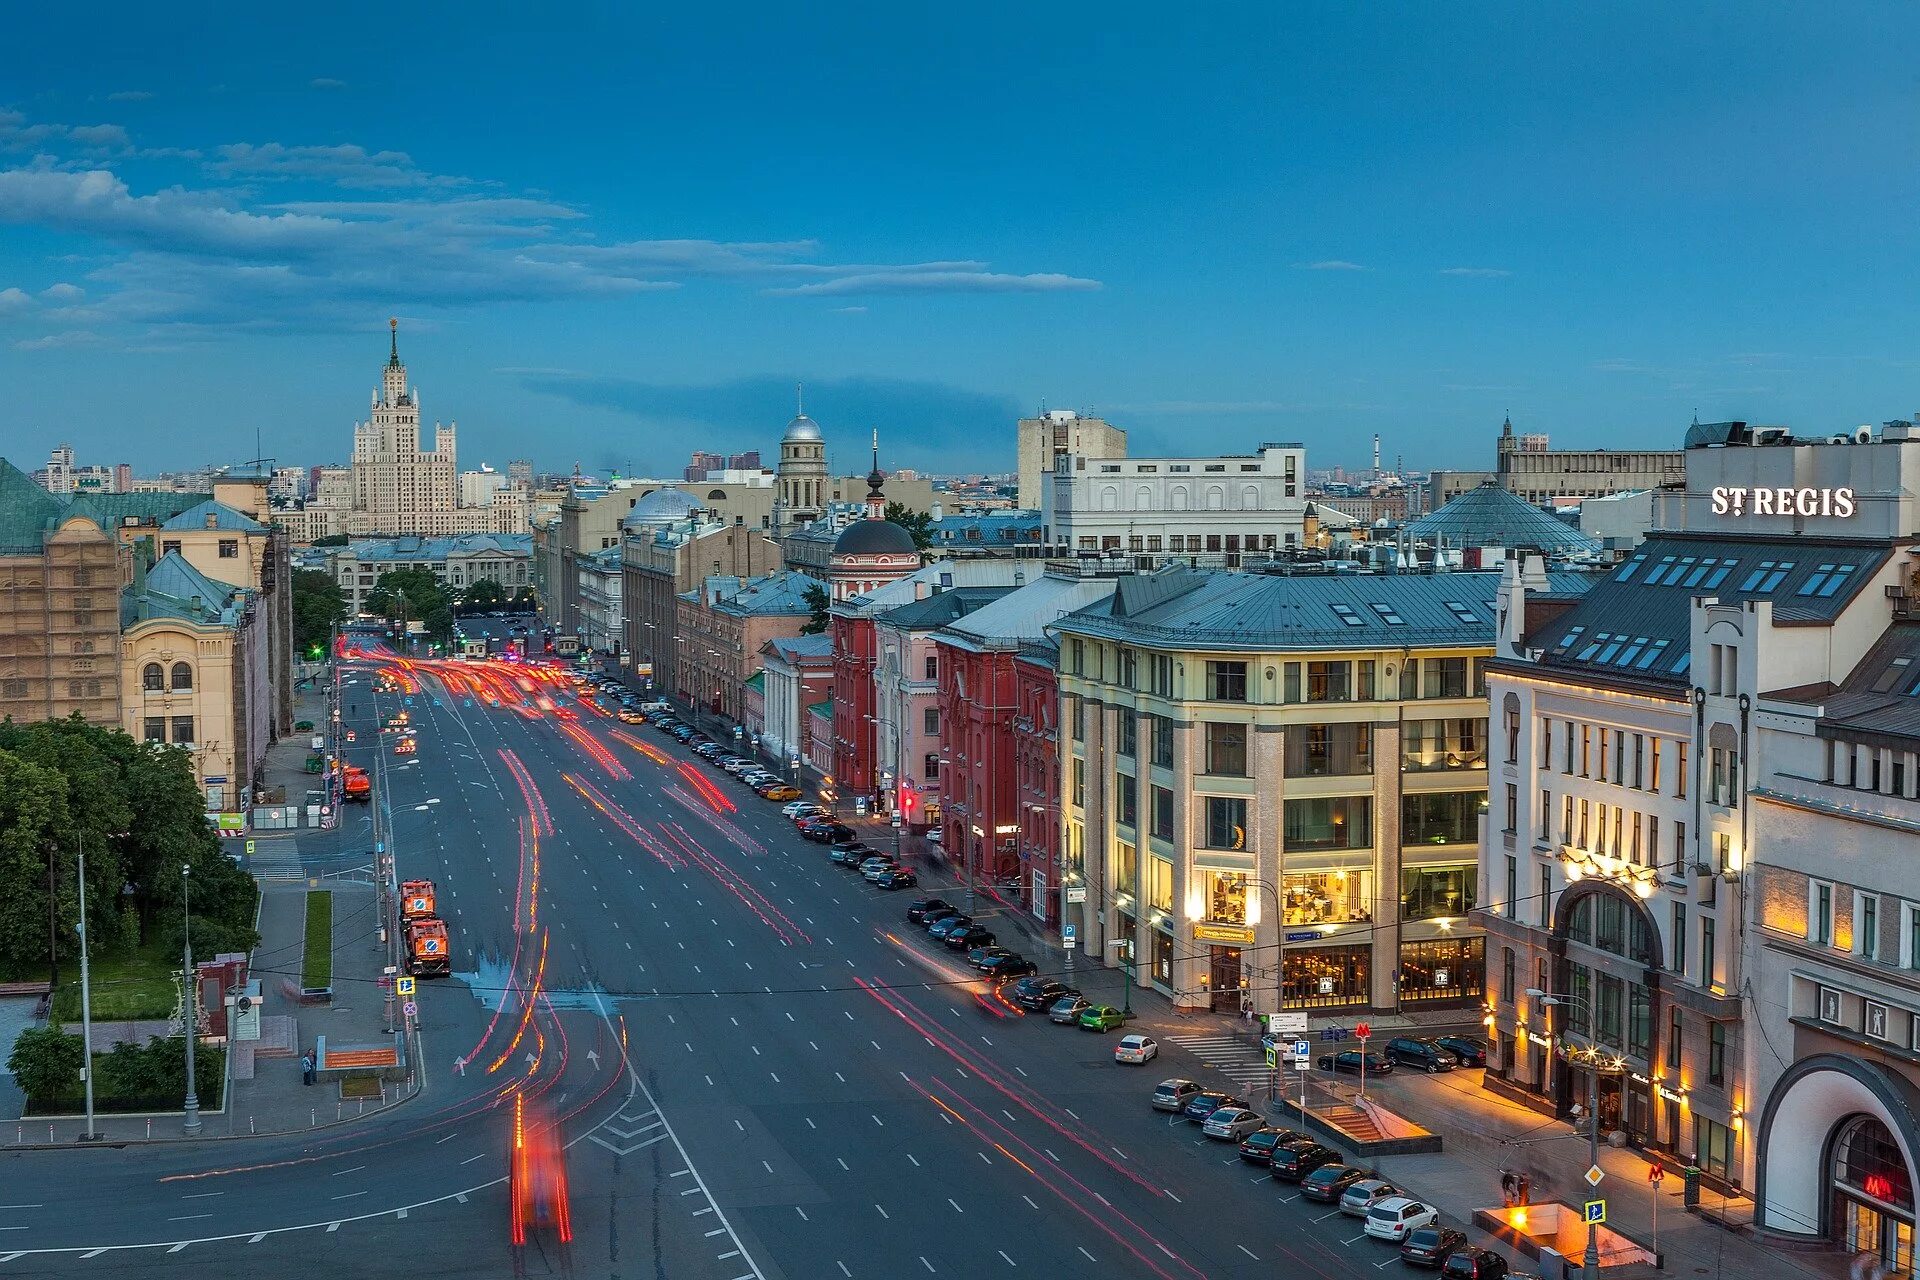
[783,413,823,443]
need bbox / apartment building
[1041,443,1307,566]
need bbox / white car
[924,827,943,844]
[1363,1197,1439,1242]
[1114,1034,1158,1065]
[783,802,825,820]
[1201,1106,1266,1141]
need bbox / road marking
[169,1242,189,1253]
[706,1228,728,1238]
[999,1250,1016,1266]
[331,1165,366,1176]
[460,1153,486,1165]
[166,1215,212,1222]
[181,1192,224,1200]
[838,1264,852,1278]
[907,1153,919,1166]
[921,1258,936,1272]
[875,1204,889,1219]
[330,1192,367,1202]
[1022,1195,1038,1209]
[795,1207,810,1221]
[948,1198,964,1214]
[1078,1246,1096,1262]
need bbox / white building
[1041,442,1307,566]
[1016,409,1127,509]
[329,533,532,615]
[460,465,508,508]
[576,546,624,655]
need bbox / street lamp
[1527,987,1616,1280]
[1108,937,1135,1016]
[75,838,98,1142]
[181,864,201,1135]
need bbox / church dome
[620,487,705,530]
[833,518,918,557]
[783,413,823,443]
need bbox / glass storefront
[1283,944,1370,1009]
[1150,927,1174,986]
[1401,864,1477,920]
[1832,1114,1915,1275]
[1203,870,1248,923]
[1398,936,1484,1005]
[1282,870,1371,925]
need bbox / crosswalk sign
[1583,1199,1606,1225]
[396,976,416,996]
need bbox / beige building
[1430,417,1685,509]
[121,551,271,817]
[1017,410,1126,509]
[330,534,532,615]
[674,570,825,723]
[621,491,784,691]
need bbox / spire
[796,381,804,417]
[865,428,886,519]
[870,427,879,479]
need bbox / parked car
[945,926,996,952]
[1298,1162,1367,1200]
[980,953,1036,979]
[1113,1034,1157,1065]
[760,784,801,801]
[1049,995,1094,1025]
[1385,1038,1457,1073]
[828,846,869,866]
[1401,1226,1470,1269]
[1010,977,1076,1010]
[858,855,899,877]
[1268,1141,1339,1182]
[1150,1079,1202,1111]
[1202,1107,1267,1141]
[875,868,918,890]
[1339,1178,1402,1216]
[1438,1246,1510,1279]
[1181,1091,1242,1124]
[1433,1036,1487,1068]
[907,897,955,925]
[927,914,972,940]
[805,823,856,844]
[1238,1127,1305,1166]
[617,708,644,724]
[967,946,1016,971]
[1078,1005,1129,1032]
[783,802,825,820]
[1363,1197,1439,1242]
[1317,1050,1393,1077]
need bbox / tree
[463,578,507,611]
[512,585,540,613]
[0,748,72,978]
[800,583,831,635]
[7,1026,83,1104]
[365,568,455,646]
[292,569,346,658]
[311,533,350,548]
[885,502,935,552]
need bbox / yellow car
[759,784,801,802]
[617,708,644,724]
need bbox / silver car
[1339,1178,1400,1216]
[1201,1106,1266,1141]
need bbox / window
[1540,718,1553,769]
[1071,698,1084,743]
[1695,1118,1734,1181]
[1676,742,1688,798]
[1701,915,1719,993]
[1306,660,1351,702]
[1204,796,1247,849]
[170,715,195,744]
[1286,722,1371,775]
[1114,841,1137,899]
[1629,983,1653,1058]
[1399,662,1419,700]
[1540,789,1552,841]
[1204,721,1247,776]
[1281,871,1371,924]
[170,662,193,690]
[1202,871,1247,923]
[1150,786,1173,840]
[1147,855,1174,914]
[1071,759,1083,807]
[1504,706,1520,762]
[141,662,164,691]
[1505,856,1518,919]
[1206,661,1247,702]
[1283,795,1372,851]
[1402,718,1484,770]
[1668,1006,1684,1069]
[1422,657,1468,698]
[1401,791,1486,845]
[1908,904,1920,971]
[1812,881,1833,946]
[161,539,181,556]
[1862,893,1880,961]
[1598,728,1609,782]
[1148,653,1174,697]
[924,653,937,680]
[1502,947,1516,1003]
[1117,715,1137,759]
[1708,1021,1726,1085]
[1672,902,1688,976]
[1632,734,1645,789]
[1504,784,1518,835]
[1117,648,1137,690]
[1580,724,1591,776]
[143,717,165,742]
[218,538,239,558]
[1116,774,1138,828]
[1150,715,1174,767]
[1400,864,1476,920]
[924,707,939,734]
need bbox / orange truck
[400,880,437,920]
[343,765,371,803]
[403,915,451,977]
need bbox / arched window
[708,489,727,500]
[1834,1114,1914,1213]
[1099,486,1119,511]
[1241,485,1260,508]
[1563,889,1657,965]
[1169,486,1189,511]
[142,662,163,691]
[1205,485,1226,510]
[171,662,194,691]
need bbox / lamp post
[1527,988,1607,1280]
[181,865,201,1135]
[1108,937,1135,1016]
[75,839,98,1141]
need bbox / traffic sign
[1583,1199,1607,1225]
[403,1000,418,1018]
[1355,1021,1372,1040]
[396,976,416,996]
[1293,1039,1311,1057]
[245,839,256,856]
[1648,1164,1665,1185]
[1585,1164,1606,1187]
[1265,1046,1279,1069]
[1062,924,1078,951]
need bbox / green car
[1079,1005,1129,1032]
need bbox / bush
[23,1035,225,1115]
[8,1026,84,1104]
[303,891,333,990]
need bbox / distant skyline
[4,4,1919,478]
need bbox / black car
[980,954,1036,979]
[828,845,871,866]
[1268,1140,1339,1181]
[875,868,919,890]
[920,907,962,932]
[1236,1127,1304,1165]
[967,946,1016,970]
[926,914,972,939]
[944,926,996,952]
[1439,1248,1510,1280]
[1297,1162,1367,1201]
[1011,978,1078,1011]
[1402,1226,1470,1269]
[1384,1037,1457,1073]
[1317,1050,1393,1076]
[803,823,856,844]
[907,897,954,925]
[1181,1091,1242,1125]
[1433,1036,1487,1068]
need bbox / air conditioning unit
[1857,425,1877,445]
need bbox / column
[1169,716,1202,1009]
[1251,723,1285,1017]
[1372,718,1404,1011]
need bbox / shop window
[1399,937,1484,1003]
[1283,945,1370,1009]
[1284,796,1371,850]
[1150,930,1174,985]
[1694,1116,1735,1180]
[1147,855,1174,914]
[1400,864,1476,920]
[1281,871,1370,925]
[1401,790,1487,845]
[1204,796,1246,850]
[1203,871,1247,924]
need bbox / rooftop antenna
[796,382,805,417]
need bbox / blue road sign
[1584,1199,1607,1225]
[1063,924,1077,940]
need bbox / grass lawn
[303,890,333,990]
[49,940,183,1023]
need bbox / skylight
[1330,603,1366,627]
[1634,639,1670,670]
[1798,564,1841,597]
[1368,602,1405,625]
[1614,554,1648,584]
[1816,564,1857,598]
[1873,656,1912,694]
[1444,601,1479,624]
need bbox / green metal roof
[0,458,67,554]
[1403,483,1599,554]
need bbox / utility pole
[75,839,97,1141]
[181,865,201,1135]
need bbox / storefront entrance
[1210,947,1243,1013]
[1833,1116,1916,1275]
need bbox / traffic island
[300,889,334,1004]
[1473,1202,1660,1272]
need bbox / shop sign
[1433,968,1450,988]
[1193,923,1255,945]
[1711,486,1855,518]
[1657,1086,1685,1103]
[1065,885,1087,903]
[1527,1032,1553,1048]
[1318,977,1335,996]
[1285,930,1320,942]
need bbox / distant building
[1017,410,1126,509]
[1042,442,1307,566]
[620,492,784,691]
[508,458,534,491]
[1401,483,1604,565]
[827,444,921,602]
[675,570,825,723]
[328,534,532,615]
[758,633,833,770]
[1429,417,1686,509]
[684,451,725,483]
[577,547,623,655]
[928,510,1045,559]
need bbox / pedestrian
[301,1051,315,1086]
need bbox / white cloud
[209,143,469,190]
[14,330,97,350]
[0,113,131,155]
[767,271,1100,297]
[309,78,348,90]
[1439,266,1511,278]
[828,306,868,314]
[40,282,83,302]
[106,91,154,103]
[1295,260,1367,271]
[0,286,32,315]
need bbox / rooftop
[1802,623,1920,747]
[1403,483,1602,554]
[340,533,532,561]
[937,571,1122,653]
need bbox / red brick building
[829,610,880,807]
[1012,645,1062,928]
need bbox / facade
[1429,417,1685,509]
[674,571,824,724]
[329,534,532,615]
[827,449,921,602]
[775,410,829,535]
[1041,442,1308,565]
[1017,410,1126,509]
[577,547,624,655]
[1054,569,1588,1013]
[121,552,271,818]
[1479,423,1920,1204]
[1012,642,1063,926]
[758,634,833,770]
[620,500,784,693]
[0,459,128,726]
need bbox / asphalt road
[0,647,1477,1278]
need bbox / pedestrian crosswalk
[246,838,307,883]
[1167,1033,1282,1093]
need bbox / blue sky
[2,3,1917,478]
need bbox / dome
[620,487,705,530]
[783,413,823,443]
[833,518,918,557]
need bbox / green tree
[0,748,72,978]
[885,502,935,552]
[365,568,455,646]
[292,569,346,659]
[512,585,540,612]
[800,583,831,635]
[7,1026,83,1104]
[463,578,508,610]
[310,532,350,548]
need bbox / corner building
[1052,568,1592,1015]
